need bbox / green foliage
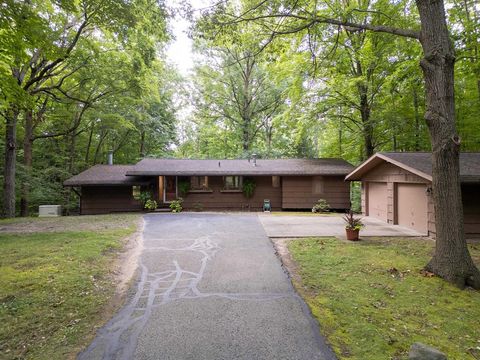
[178,181,190,197]
[242,178,256,198]
[312,199,331,213]
[343,210,364,231]
[139,191,152,205]
[288,237,480,359]
[0,214,139,359]
[169,198,183,213]
[0,0,177,216]
[144,199,157,211]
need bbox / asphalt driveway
[78,213,336,360]
[258,213,424,238]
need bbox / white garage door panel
[368,182,388,221]
[397,183,428,234]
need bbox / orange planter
[346,229,360,241]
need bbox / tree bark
[20,110,33,217]
[3,108,18,218]
[417,0,480,288]
[140,130,146,158]
[413,86,421,151]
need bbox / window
[223,176,242,190]
[190,176,209,190]
[132,186,141,200]
[272,176,280,188]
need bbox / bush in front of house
[312,199,330,213]
[169,198,183,213]
[144,199,157,211]
[242,178,256,198]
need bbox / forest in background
[0,0,479,216]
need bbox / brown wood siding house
[64,158,354,214]
[345,152,480,239]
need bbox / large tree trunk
[3,108,18,218]
[20,110,33,217]
[417,0,480,288]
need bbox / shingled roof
[126,158,355,176]
[63,165,149,186]
[345,152,480,183]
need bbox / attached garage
[396,183,428,234]
[346,152,480,238]
[367,182,388,221]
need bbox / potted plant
[343,210,364,241]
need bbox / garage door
[396,183,428,234]
[368,182,388,221]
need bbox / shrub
[139,191,152,205]
[312,199,331,213]
[178,181,190,196]
[144,199,157,211]
[169,198,183,213]
[242,178,256,198]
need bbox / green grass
[288,237,480,360]
[0,215,140,359]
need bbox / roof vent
[218,161,221,167]
[252,154,257,167]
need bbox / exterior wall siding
[81,186,142,215]
[282,176,350,210]
[462,185,480,237]
[180,176,282,211]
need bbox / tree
[218,0,480,288]
[0,0,172,217]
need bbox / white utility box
[38,205,62,217]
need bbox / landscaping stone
[409,343,447,360]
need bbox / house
[64,158,354,214]
[345,152,480,238]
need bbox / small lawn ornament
[263,199,271,212]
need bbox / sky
[166,0,212,76]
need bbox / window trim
[190,176,209,191]
[222,175,243,191]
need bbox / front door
[164,176,177,202]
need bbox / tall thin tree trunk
[85,122,95,165]
[359,85,374,159]
[413,86,421,151]
[3,108,18,218]
[64,133,77,215]
[20,110,33,217]
[417,0,480,288]
[140,130,146,157]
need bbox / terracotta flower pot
[346,228,360,241]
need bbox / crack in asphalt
[78,233,294,360]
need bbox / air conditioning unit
[38,205,62,217]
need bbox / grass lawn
[287,237,480,360]
[0,214,140,359]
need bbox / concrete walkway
[258,213,424,238]
[78,213,336,360]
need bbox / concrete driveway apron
[78,213,336,360]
